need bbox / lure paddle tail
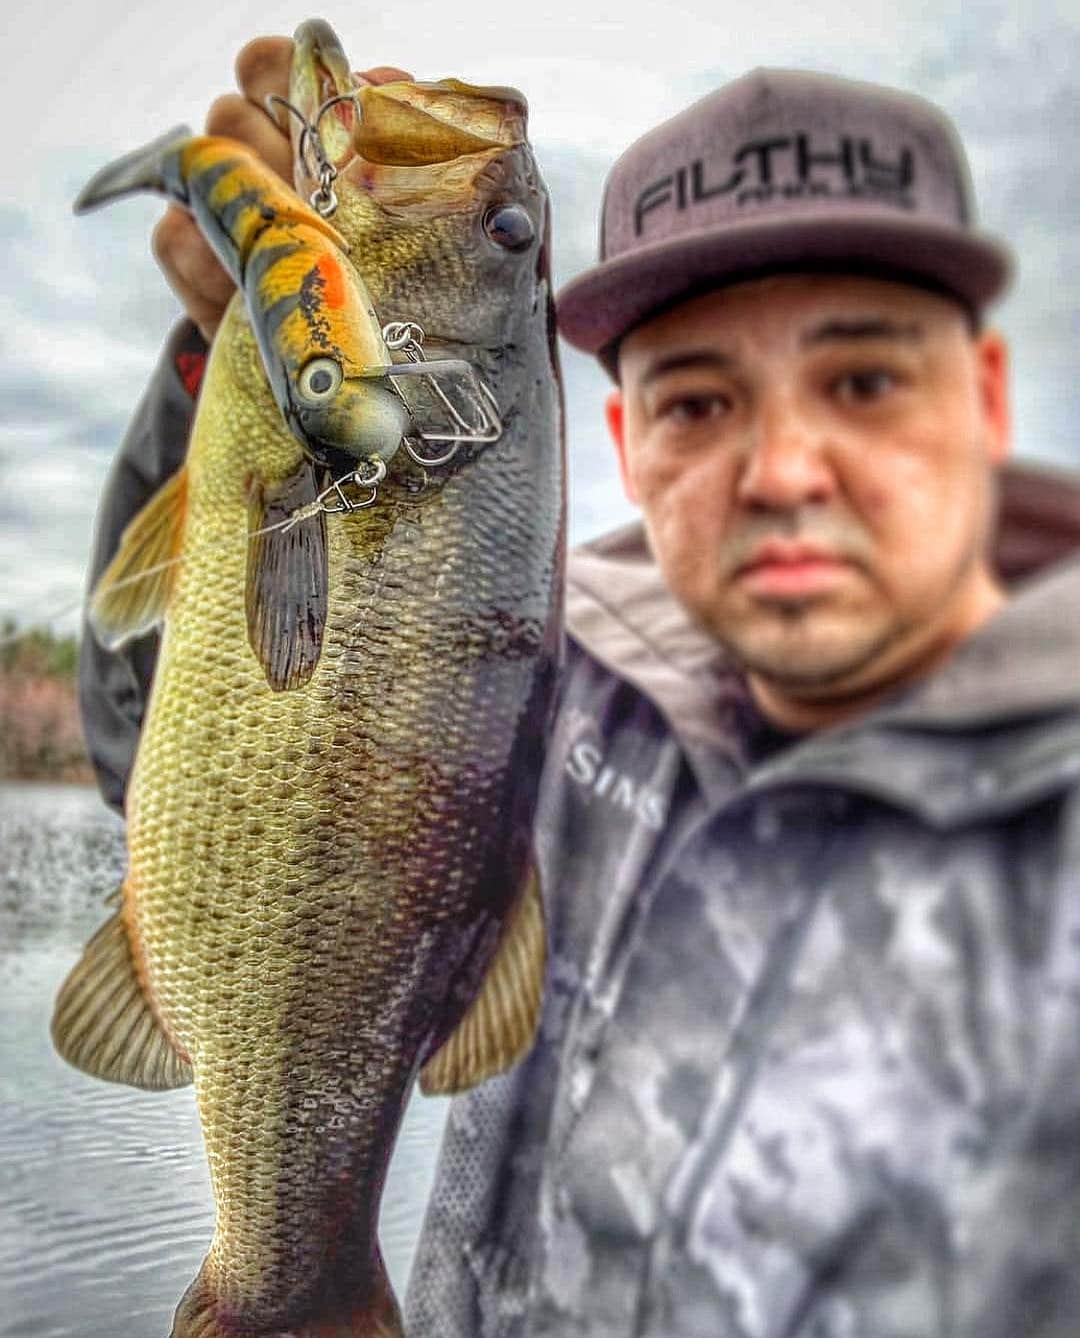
[75,121,408,475]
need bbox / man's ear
[976,329,1011,467]
[605,389,639,505]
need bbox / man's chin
[718,618,903,697]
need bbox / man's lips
[734,540,856,597]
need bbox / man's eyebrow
[800,318,924,346]
[638,350,735,387]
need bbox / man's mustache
[719,511,876,578]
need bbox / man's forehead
[619,272,960,372]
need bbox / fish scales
[130,319,533,1314]
[58,23,563,1336]
[170,325,548,1322]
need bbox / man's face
[607,274,1011,718]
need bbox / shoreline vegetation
[1,624,94,784]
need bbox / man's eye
[659,394,730,424]
[832,369,899,403]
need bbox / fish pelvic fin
[89,464,188,649]
[246,464,328,692]
[52,906,193,1090]
[420,862,546,1095]
[74,125,192,213]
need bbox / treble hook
[378,321,503,471]
[264,90,362,218]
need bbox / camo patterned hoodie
[81,325,1080,1338]
[405,480,1080,1338]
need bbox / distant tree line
[0,623,93,782]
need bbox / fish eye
[298,358,343,402]
[483,203,535,252]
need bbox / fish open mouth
[348,78,528,165]
[287,21,529,189]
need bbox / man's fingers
[204,92,294,182]
[152,206,234,344]
[195,36,297,182]
[235,36,295,124]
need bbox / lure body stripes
[76,129,408,472]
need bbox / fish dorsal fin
[89,465,187,649]
[246,464,329,692]
[420,865,546,1095]
[52,909,193,1090]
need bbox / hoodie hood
[567,462,1080,821]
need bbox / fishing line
[0,503,327,652]
[1,322,503,650]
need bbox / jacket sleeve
[78,320,208,815]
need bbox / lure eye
[298,358,343,402]
[483,204,535,252]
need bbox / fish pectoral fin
[51,908,193,1091]
[420,864,546,1095]
[89,465,188,648]
[246,464,329,692]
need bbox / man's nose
[734,399,836,511]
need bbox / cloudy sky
[1,0,1077,632]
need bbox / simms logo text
[634,134,915,235]
[565,741,667,830]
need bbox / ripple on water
[0,783,450,1335]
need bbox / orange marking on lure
[315,253,346,309]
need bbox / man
[81,38,1080,1338]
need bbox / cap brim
[555,211,1015,356]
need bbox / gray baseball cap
[556,69,1014,369]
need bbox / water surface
[0,783,449,1335]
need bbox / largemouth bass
[53,18,564,1337]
